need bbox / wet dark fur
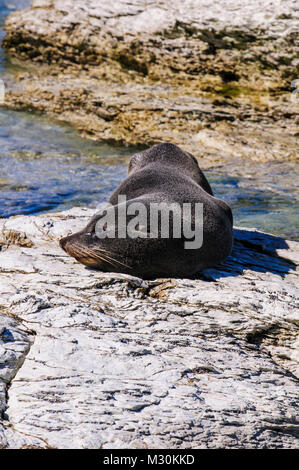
[60,143,233,278]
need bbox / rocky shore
[0,208,298,448]
[0,0,298,449]
[2,0,298,167]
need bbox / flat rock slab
[0,207,298,448]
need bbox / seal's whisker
[92,249,132,269]
[82,247,120,267]
[70,243,132,269]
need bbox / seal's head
[59,213,133,272]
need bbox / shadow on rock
[194,228,297,281]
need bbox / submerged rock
[0,207,298,448]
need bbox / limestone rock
[0,207,298,448]
[2,0,298,164]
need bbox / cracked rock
[0,207,298,448]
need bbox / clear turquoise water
[0,0,298,239]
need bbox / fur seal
[60,143,233,278]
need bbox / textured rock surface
[0,207,298,448]
[2,0,298,165]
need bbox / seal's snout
[59,236,69,252]
[59,232,107,268]
[59,235,77,257]
[59,234,79,258]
